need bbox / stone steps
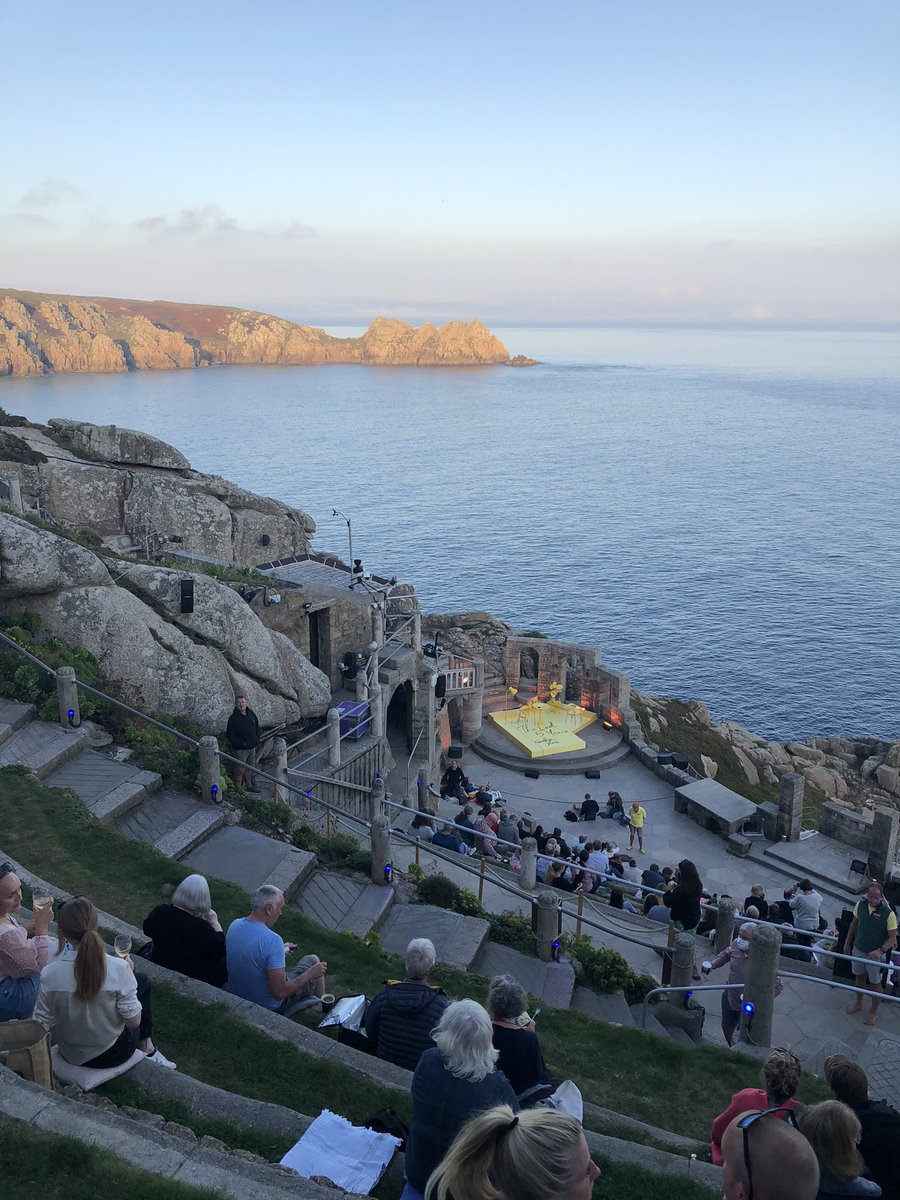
[0,699,35,746]
[155,807,228,860]
[629,1003,670,1039]
[379,902,490,972]
[0,719,92,778]
[43,749,162,823]
[293,869,394,937]
[572,986,633,1026]
[474,942,576,1009]
[181,826,317,901]
[471,734,631,776]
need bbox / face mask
[735,938,749,951]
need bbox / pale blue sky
[2,0,898,325]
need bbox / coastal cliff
[0,290,518,377]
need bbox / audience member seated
[621,857,642,885]
[364,938,449,1072]
[35,896,174,1069]
[573,851,596,894]
[585,841,610,885]
[579,793,600,821]
[496,810,520,848]
[226,884,326,1017]
[402,1000,518,1200]
[550,827,570,857]
[473,807,501,858]
[454,807,477,849]
[742,884,769,921]
[608,887,636,914]
[481,804,500,832]
[661,866,675,888]
[487,974,553,1104]
[779,924,814,963]
[547,862,576,893]
[142,873,226,988]
[696,891,720,938]
[408,813,435,841]
[710,1048,801,1164]
[532,825,547,851]
[641,862,666,892]
[602,791,625,820]
[647,902,672,924]
[440,764,471,802]
[536,839,559,882]
[769,888,796,925]
[825,1055,900,1198]
[798,1101,882,1198]
[432,824,470,855]
[0,862,51,1021]
[607,853,625,879]
[705,924,783,1046]
[720,1109,818,1200]
[425,1104,600,1200]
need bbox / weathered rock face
[422,611,518,680]
[48,419,191,469]
[0,290,516,377]
[0,513,330,728]
[0,419,314,565]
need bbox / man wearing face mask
[703,923,783,1046]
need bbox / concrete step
[664,1026,698,1049]
[379,903,489,972]
[571,986,634,1026]
[473,942,576,1009]
[0,700,35,746]
[116,789,206,844]
[471,734,631,776]
[0,720,92,778]
[293,870,395,937]
[155,806,227,860]
[629,1003,670,1038]
[43,749,162,823]
[181,826,317,900]
[745,841,861,909]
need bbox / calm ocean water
[3,326,898,741]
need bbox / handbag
[0,1018,53,1089]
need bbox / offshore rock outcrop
[0,418,314,564]
[0,290,516,377]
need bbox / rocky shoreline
[0,289,525,376]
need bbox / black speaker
[833,909,856,980]
[524,767,540,779]
[447,745,463,760]
[585,768,602,779]
[434,674,447,699]
[180,578,194,614]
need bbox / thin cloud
[21,178,82,207]
[135,204,315,240]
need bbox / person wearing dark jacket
[225,695,261,792]
[364,938,448,1072]
[825,1055,900,1198]
[142,873,227,988]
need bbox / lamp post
[332,509,353,577]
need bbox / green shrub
[563,934,654,998]
[487,910,536,955]
[415,873,468,911]
[123,717,201,791]
[624,971,658,1006]
[236,787,294,832]
[291,823,324,854]
[0,615,117,727]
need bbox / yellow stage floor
[488,702,598,758]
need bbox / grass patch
[595,1157,719,1200]
[0,1115,220,1200]
[0,767,828,1143]
[583,1114,704,1159]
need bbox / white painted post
[328,707,341,767]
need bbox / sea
[2,326,898,743]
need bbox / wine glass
[32,890,53,915]
[113,933,132,958]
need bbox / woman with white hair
[401,1000,517,1200]
[142,874,227,987]
[426,1104,599,1200]
[487,974,552,1104]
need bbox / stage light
[384,864,393,883]
[743,1000,755,1016]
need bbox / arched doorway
[386,681,413,753]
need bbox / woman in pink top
[709,1048,801,1165]
[0,862,51,1021]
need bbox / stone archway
[519,647,539,682]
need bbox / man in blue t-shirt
[226,884,327,1016]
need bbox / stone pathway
[43,749,162,823]
[378,903,489,971]
[293,870,394,938]
[474,942,575,1008]
[181,827,316,901]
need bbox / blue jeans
[0,975,40,1022]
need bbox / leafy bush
[292,823,324,854]
[236,787,294,832]
[415,873,467,911]
[624,971,658,1005]
[562,934,655,1000]
[123,717,202,791]
[487,910,536,955]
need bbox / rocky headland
[0,289,522,377]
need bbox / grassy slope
[0,768,826,1148]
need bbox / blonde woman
[426,1104,600,1200]
[798,1100,882,1198]
[34,896,174,1069]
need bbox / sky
[2,1,899,327]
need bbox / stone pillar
[56,666,79,729]
[869,809,899,882]
[271,737,288,804]
[413,610,422,654]
[779,773,804,842]
[327,707,341,767]
[5,476,23,515]
[369,681,384,739]
[520,837,538,890]
[535,889,560,963]
[714,896,737,955]
[417,772,429,813]
[461,689,484,743]
[355,669,368,702]
[369,774,386,824]
[371,605,384,649]
[370,814,391,884]
[670,932,696,992]
[737,923,782,1047]
[199,736,221,804]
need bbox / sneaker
[146,1048,177,1069]
[639,847,645,853]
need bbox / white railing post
[328,707,341,767]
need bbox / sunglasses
[737,1107,799,1200]
[0,863,15,880]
